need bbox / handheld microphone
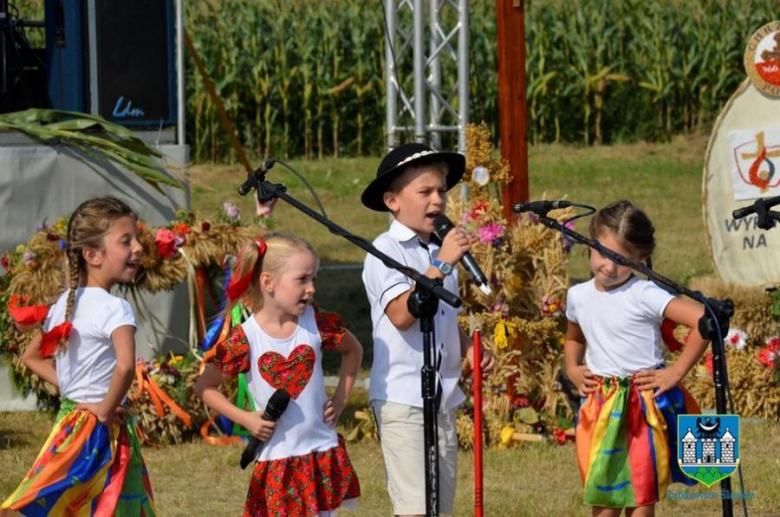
[732,196,780,220]
[433,214,492,295]
[513,200,572,214]
[238,159,276,196]
[239,389,290,470]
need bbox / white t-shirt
[362,219,465,412]
[239,305,338,462]
[44,287,136,403]
[565,276,674,378]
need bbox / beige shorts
[370,400,458,515]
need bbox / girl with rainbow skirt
[1,197,155,516]
[564,200,709,516]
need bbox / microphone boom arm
[240,172,462,309]
[732,195,780,231]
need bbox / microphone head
[237,182,254,196]
[265,389,291,420]
[433,214,454,238]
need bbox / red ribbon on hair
[40,321,73,358]
[226,238,267,302]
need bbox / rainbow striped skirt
[1,398,155,516]
[576,375,699,508]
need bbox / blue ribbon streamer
[200,261,232,352]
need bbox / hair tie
[40,321,73,358]
[226,238,267,302]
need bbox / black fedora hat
[360,143,466,212]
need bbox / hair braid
[60,250,81,351]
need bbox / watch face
[439,262,453,275]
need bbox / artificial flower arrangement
[446,124,577,448]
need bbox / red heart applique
[257,344,315,399]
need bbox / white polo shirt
[362,220,465,412]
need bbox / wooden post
[496,0,529,224]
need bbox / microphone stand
[239,163,460,517]
[732,195,780,230]
[524,208,735,517]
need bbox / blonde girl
[195,233,362,516]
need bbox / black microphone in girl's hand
[433,214,492,295]
[239,389,291,470]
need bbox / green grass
[1,410,778,515]
[528,136,713,284]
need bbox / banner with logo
[704,22,780,287]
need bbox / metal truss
[384,0,469,151]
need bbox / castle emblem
[677,414,740,487]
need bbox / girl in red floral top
[195,233,362,516]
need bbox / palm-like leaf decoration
[0,109,184,194]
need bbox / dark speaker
[90,0,176,126]
[46,0,177,127]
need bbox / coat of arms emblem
[677,415,740,487]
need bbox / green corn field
[15,0,780,161]
[186,0,778,161]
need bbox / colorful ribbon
[200,413,244,446]
[40,322,73,358]
[8,295,49,326]
[200,260,233,353]
[194,268,208,344]
[133,363,192,428]
[226,238,267,302]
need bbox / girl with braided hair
[2,196,156,516]
[565,200,708,516]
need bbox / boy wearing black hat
[361,143,494,515]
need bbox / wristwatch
[432,259,454,276]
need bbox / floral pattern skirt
[244,436,360,517]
